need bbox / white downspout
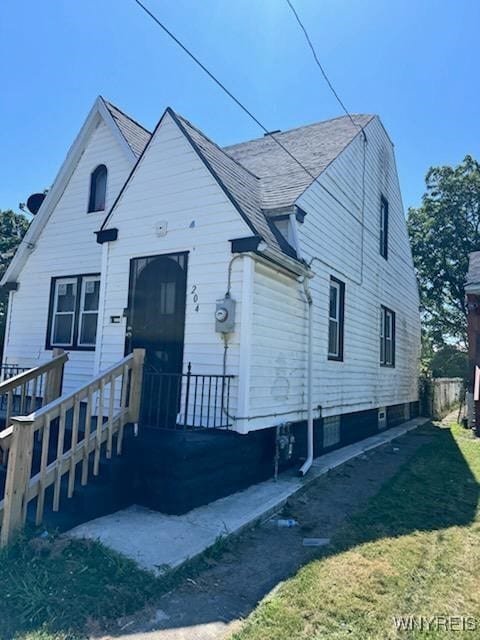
[299,274,314,476]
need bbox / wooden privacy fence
[0,348,145,547]
[421,376,464,419]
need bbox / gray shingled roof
[102,102,374,262]
[103,98,151,158]
[224,114,374,209]
[170,111,286,256]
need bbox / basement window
[47,274,100,350]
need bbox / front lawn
[0,536,161,640]
[233,423,480,639]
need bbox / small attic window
[274,218,290,241]
[88,165,107,213]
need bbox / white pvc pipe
[299,276,314,476]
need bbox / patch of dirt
[98,428,432,640]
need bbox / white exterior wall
[97,114,252,417]
[4,120,132,394]
[246,117,421,431]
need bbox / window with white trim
[380,305,395,367]
[51,278,77,347]
[47,275,100,350]
[328,277,345,361]
[79,277,101,346]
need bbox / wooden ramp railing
[0,348,145,547]
[0,349,68,460]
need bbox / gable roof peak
[100,97,151,158]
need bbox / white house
[1,97,421,514]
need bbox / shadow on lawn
[4,423,479,640]
[334,424,480,550]
[98,423,480,639]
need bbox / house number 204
[191,285,200,312]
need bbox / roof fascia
[97,97,138,163]
[1,97,136,285]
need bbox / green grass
[4,423,479,640]
[0,523,234,640]
[0,536,161,640]
[233,423,480,640]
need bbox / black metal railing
[141,362,234,429]
[0,364,43,425]
[0,364,29,383]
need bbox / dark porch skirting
[126,400,420,515]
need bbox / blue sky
[1,0,479,217]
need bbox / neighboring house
[466,251,480,426]
[1,97,421,515]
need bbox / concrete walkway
[69,417,428,573]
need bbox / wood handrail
[0,348,145,546]
[0,352,68,396]
[15,352,135,426]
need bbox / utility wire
[132,0,363,219]
[131,0,415,274]
[285,0,365,137]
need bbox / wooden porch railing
[0,349,68,458]
[0,348,145,547]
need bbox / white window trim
[78,276,100,347]
[328,280,341,358]
[380,306,395,367]
[51,277,77,347]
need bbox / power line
[131,0,415,274]
[285,0,364,137]
[132,0,362,219]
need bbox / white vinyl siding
[248,116,420,428]
[3,119,132,394]
[95,113,252,425]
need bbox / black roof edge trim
[95,228,118,244]
[295,206,307,223]
[2,282,18,292]
[230,235,263,253]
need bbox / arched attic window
[88,164,107,212]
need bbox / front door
[126,253,188,426]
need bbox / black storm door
[126,253,188,425]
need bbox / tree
[408,155,480,348]
[429,344,468,379]
[0,210,29,356]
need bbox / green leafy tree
[408,155,480,348]
[0,210,29,356]
[430,344,468,379]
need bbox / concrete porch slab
[68,417,429,574]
